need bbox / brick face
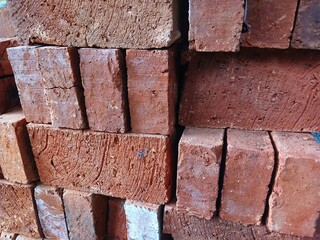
[108,198,127,240]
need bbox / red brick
[27,124,173,204]
[176,127,224,220]
[36,46,87,129]
[0,76,19,115]
[268,132,320,238]
[0,7,16,38]
[79,48,128,133]
[180,49,320,132]
[63,190,107,240]
[34,185,68,240]
[0,39,14,77]
[189,0,244,52]
[126,49,176,135]
[108,198,127,240]
[291,0,320,50]
[6,46,51,124]
[0,180,42,238]
[0,109,38,183]
[220,129,274,225]
[7,1,180,48]
[241,0,298,49]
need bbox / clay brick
[108,198,127,240]
[36,46,87,129]
[0,7,16,38]
[241,0,298,49]
[0,109,38,183]
[7,1,180,49]
[27,124,173,204]
[291,0,320,50]
[63,190,107,240]
[268,132,320,238]
[189,0,244,52]
[124,200,163,240]
[0,232,17,240]
[180,49,320,132]
[126,49,176,135]
[0,76,19,115]
[34,185,68,240]
[0,180,42,238]
[79,48,128,133]
[6,46,51,123]
[176,127,224,220]
[0,39,14,77]
[220,129,274,225]
[163,204,309,240]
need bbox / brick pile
[0,0,319,239]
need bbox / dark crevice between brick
[120,49,131,132]
[289,0,301,46]
[261,131,279,225]
[315,211,320,238]
[60,188,71,238]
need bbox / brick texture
[268,132,320,238]
[0,77,19,115]
[126,49,176,135]
[108,198,127,240]
[0,7,16,38]
[0,39,14,77]
[28,124,173,204]
[0,232,17,240]
[79,48,128,133]
[176,127,224,220]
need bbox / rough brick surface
[180,49,320,132]
[220,129,274,225]
[34,185,68,240]
[0,77,19,115]
[37,47,87,129]
[0,8,16,38]
[124,200,162,240]
[79,48,128,133]
[268,132,320,238]
[189,0,244,52]
[241,0,298,49]
[28,124,173,204]
[108,198,127,240]
[291,0,320,49]
[7,0,180,49]
[7,46,51,124]
[0,109,38,183]
[126,49,176,135]
[0,39,14,77]
[163,204,309,240]
[15,235,43,240]
[0,232,17,240]
[0,180,42,238]
[63,190,107,240]
[176,127,224,220]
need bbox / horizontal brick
[291,0,320,49]
[63,190,107,240]
[79,48,128,133]
[0,109,38,183]
[176,127,224,220]
[34,185,68,239]
[180,49,320,132]
[0,180,42,238]
[241,0,298,49]
[6,46,51,123]
[0,76,19,115]
[0,39,14,77]
[126,49,176,135]
[268,132,320,238]
[220,129,274,225]
[27,124,173,204]
[8,1,180,48]
[189,0,244,52]
[108,198,127,240]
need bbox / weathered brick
[241,0,298,49]
[34,185,68,240]
[180,49,320,132]
[268,132,320,238]
[0,180,42,238]
[0,109,38,183]
[15,235,43,240]
[0,76,19,115]
[0,7,16,38]
[108,198,127,240]
[7,1,180,49]
[126,49,176,135]
[176,127,224,220]
[189,0,244,52]
[0,232,17,240]
[220,129,274,225]
[79,48,128,133]
[7,46,51,123]
[291,0,320,50]
[63,190,107,240]
[28,124,173,204]
[0,39,14,77]
[124,200,162,240]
